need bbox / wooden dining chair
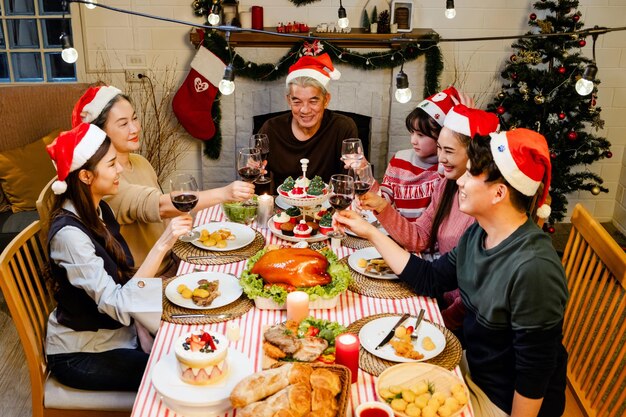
[561,204,626,417]
[36,177,57,225]
[0,220,134,417]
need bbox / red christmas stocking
[173,45,225,141]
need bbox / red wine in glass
[238,166,262,182]
[354,181,372,196]
[329,195,353,210]
[171,194,199,212]
[169,173,201,242]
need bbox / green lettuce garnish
[239,248,351,305]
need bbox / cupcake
[174,330,228,385]
[278,176,295,196]
[313,207,328,221]
[318,212,334,235]
[285,207,302,224]
[288,186,307,199]
[294,220,313,238]
[280,222,296,236]
[273,211,290,230]
[306,221,320,236]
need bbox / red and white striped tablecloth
[131,205,474,417]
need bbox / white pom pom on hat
[46,124,108,195]
[286,53,340,87]
[489,128,552,219]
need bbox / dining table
[131,204,475,417]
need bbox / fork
[410,309,426,339]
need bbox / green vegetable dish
[221,197,258,224]
[239,248,351,305]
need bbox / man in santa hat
[258,53,358,188]
[334,128,567,417]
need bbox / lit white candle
[257,194,274,228]
[226,322,240,342]
[286,291,309,322]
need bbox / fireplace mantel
[191,28,437,48]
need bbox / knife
[375,313,410,350]
[170,313,232,319]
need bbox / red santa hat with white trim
[72,85,122,127]
[46,123,107,195]
[416,86,461,126]
[443,104,500,138]
[286,53,340,87]
[489,128,552,219]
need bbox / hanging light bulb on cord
[208,0,221,26]
[575,63,597,96]
[395,64,412,103]
[337,0,349,29]
[60,33,78,63]
[219,64,235,95]
[85,0,97,10]
[445,0,456,19]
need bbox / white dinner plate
[359,316,446,363]
[345,210,389,237]
[348,247,398,280]
[164,271,243,310]
[267,215,329,243]
[275,194,331,210]
[191,222,255,251]
[151,349,253,411]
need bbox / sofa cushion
[0,130,59,213]
[1,210,39,233]
[44,375,135,411]
[0,187,10,213]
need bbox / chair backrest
[36,177,57,234]
[0,221,52,416]
[561,204,626,417]
[252,109,372,161]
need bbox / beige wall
[74,0,626,227]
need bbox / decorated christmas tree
[488,0,611,225]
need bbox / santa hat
[46,123,107,195]
[72,85,122,127]
[416,86,461,126]
[286,53,340,87]
[489,128,552,219]
[444,104,500,138]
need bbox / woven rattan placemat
[341,257,415,299]
[346,313,462,376]
[161,277,253,324]
[341,235,374,249]
[172,231,265,265]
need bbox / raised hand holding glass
[250,134,270,184]
[237,147,262,205]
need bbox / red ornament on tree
[510,72,518,80]
[548,226,555,234]
[573,14,580,22]
[530,13,537,20]
[591,98,597,106]
[558,66,566,74]
[496,106,506,115]
[550,152,557,159]
[558,112,566,120]
[606,151,613,158]
[567,131,578,141]
[578,39,587,47]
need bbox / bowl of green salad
[221,196,258,225]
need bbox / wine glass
[237,147,262,205]
[351,162,375,197]
[341,138,364,169]
[250,133,271,185]
[169,173,200,242]
[327,174,355,239]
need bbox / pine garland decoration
[201,30,443,159]
[288,0,322,5]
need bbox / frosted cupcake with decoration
[174,330,229,385]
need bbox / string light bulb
[337,0,349,29]
[208,0,221,26]
[575,63,597,96]
[85,0,97,9]
[395,65,412,103]
[219,64,235,95]
[60,33,78,63]
[445,0,456,19]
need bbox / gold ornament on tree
[591,185,601,195]
[537,19,554,33]
[534,94,545,104]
